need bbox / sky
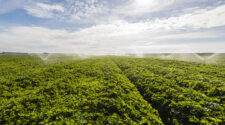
[0,0,225,54]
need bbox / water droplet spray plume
[138,45,221,64]
[29,53,52,61]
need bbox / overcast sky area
[0,0,225,54]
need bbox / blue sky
[0,0,225,54]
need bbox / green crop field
[0,54,225,125]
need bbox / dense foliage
[0,54,224,124]
[113,57,225,125]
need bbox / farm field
[0,54,225,124]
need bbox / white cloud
[142,4,225,31]
[74,4,225,41]
[36,3,64,12]
[0,24,148,54]
[68,0,107,22]
[113,0,213,16]
[178,5,225,28]
[1,3,225,54]
[24,3,64,18]
[154,31,224,40]
[0,0,32,14]
[71,3,106,21]
[22,0,107,22]
[85,0,97,4]
[0,18,224,54]
[1,0,224,24]
[116,0,175,15]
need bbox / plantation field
[0,54,225,124]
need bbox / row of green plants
[112,57,225,125]
[1,55,225,124]
[0,55,163,124]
